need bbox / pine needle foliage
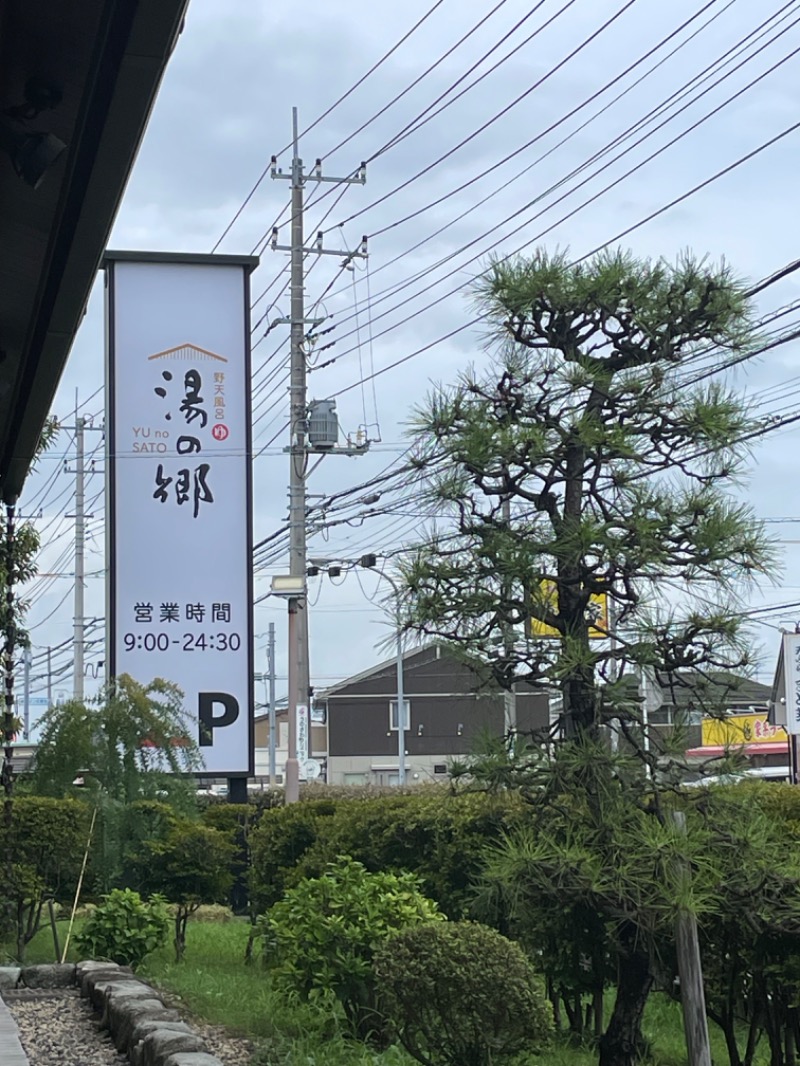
[400,248,776,738]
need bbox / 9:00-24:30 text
[123,632,242,652]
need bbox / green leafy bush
[374,921,552,1066]
[122,821,234,960]
[74,887,169,968]
[248,789,522,919]
[258,856,443,1042]
[201,802,254,912]
[248,798,337,912]
[0,795,91,960]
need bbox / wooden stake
[672,811,712,1066]
[61,803,97,963]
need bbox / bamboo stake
[61,803,98,963]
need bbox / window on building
[343,773,367,785]
[389,699,411,731]
[433,764,447,775]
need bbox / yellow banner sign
[529,580,609,640]
[701,713,788,748]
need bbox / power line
[319,0,514,162]
[323,16,800,367]
[329,0,636,232]
[210,0,448,252]
[326,113,800,403]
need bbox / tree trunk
[599,924,653,1066]
[560,988,582,1036]
[174,910,188,963]
[720,1009,743,1066]
[594,983,605,1040]
[785,1009,796,1066]
[244,919,257,965]
[762,987,783,1066]
[744,1013,762,1066]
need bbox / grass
[16,917,417,1065]
[11,918,769,1066]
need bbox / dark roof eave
[1,0,190,503]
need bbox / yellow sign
[529,580,609,640]
[701,713,788,748]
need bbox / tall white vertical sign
[105,252,257,775]
[783,632,800,736]
[296,703,309,780]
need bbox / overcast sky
[19,0,800,714]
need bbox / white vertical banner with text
[105,252,257,775]
[297,703,309,781]
[783,632,800,736]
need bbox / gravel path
[5,989,255,1066]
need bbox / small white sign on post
[783,633,800,735]
[297,703,309,780]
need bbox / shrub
[296,790,525,918]
[248,799,338,912]
[373,921,552,1066]
[122,821,235,961]
[74,887,169,968]
[249,789,523,920]
[0,795,92,960]
[258,855,443,1042]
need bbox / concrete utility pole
[73,415,85,702]
[501,496,517,736]
[267,621,276,782]
[270,107,367,802]
[22,646,30,740]
[64,412,102,703]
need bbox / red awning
[685,741,790,757]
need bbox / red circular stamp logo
[212,424,229,441]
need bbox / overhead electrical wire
[254,285,800,575]
[247,3,780,411]
[315,18,800,371]
[319,0,514,162]
[325,111,800,405]
[329,0,637,232]
[250,5,793,475]
[361,0,793,244]
[210,0,449,253]
[200,4,800,594]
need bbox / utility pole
[73,415,85,702]
[270,107,367,802]
[22,647,30,740]
[64,412,102,703]
[502,497,517,736]
[267,621,276,782]
[46,647,52,707]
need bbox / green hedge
[0,795,93,959]
[248,788,523,918]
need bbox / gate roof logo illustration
[148,343,227,363]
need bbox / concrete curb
[0,961,225,1066]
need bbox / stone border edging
[0,962,225,1066]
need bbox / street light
[358,557,407,787]
[308,556,409,786]
[271,575,306,803]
